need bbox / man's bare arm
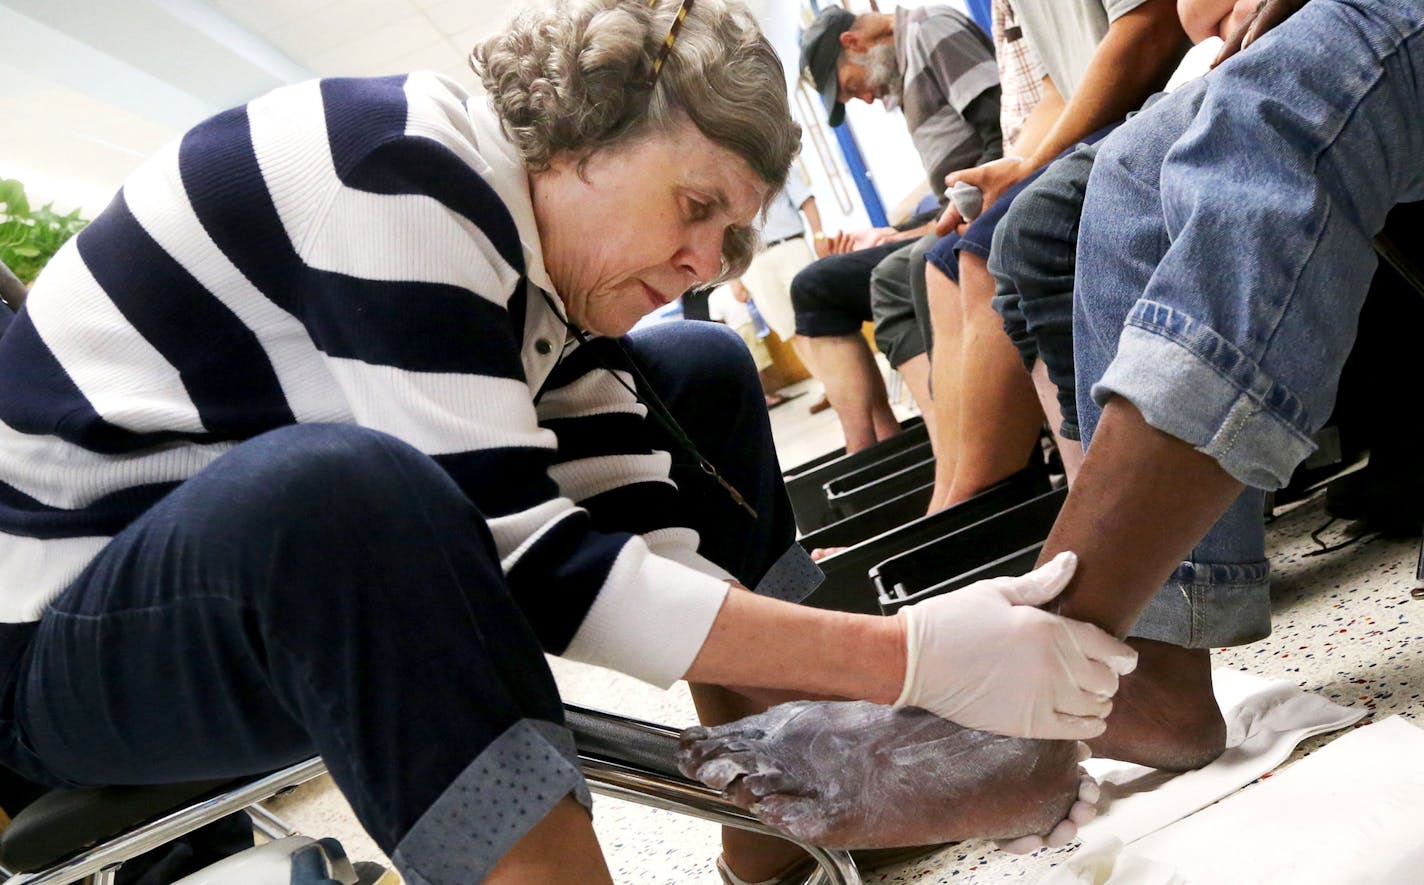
[937,0,1188,234]
[1021,0,1188,172]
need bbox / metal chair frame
[0,713,861,885]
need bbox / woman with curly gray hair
[0,0,1126,882]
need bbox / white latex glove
[998,742,1101,853]
[894,551,1138,739]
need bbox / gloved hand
[894,551,1138,739]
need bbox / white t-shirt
[1013,0,1152,99]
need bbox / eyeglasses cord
[537,289,758,519]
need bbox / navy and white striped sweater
[0,72,731,687]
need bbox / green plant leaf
[0,178,89,283]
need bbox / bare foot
[1088,639,1226,771]
[809,546,847,562]
[677,701,1083,849]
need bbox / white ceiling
[2,0,776,214]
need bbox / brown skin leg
[1040,397,1245,770]
[486,795,614,885]
[680,702,1083,850]
[691,684,818,881]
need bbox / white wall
[3,0,964,225]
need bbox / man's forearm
[1023,0,1187,174]
[1038,397,1244,636]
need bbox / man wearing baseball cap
[791,5,1000,456]
[799,4,999,200]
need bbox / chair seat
[0,777,233,872]
[0,710,688,875]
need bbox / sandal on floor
[715,843,948,884]
[715,855,818,885]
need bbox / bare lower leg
[1040,397,1246,769]
[895,353,937,443]
[679,702,1081,849]
[486,795,613,885]
[924,265,963,512]
[805,334,899,452]
[690,684,814,881]
[946,256,1044,505]
[1031,360,1083,483]
[788,335,818,378]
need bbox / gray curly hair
[471,0,801,279]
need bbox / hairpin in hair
[648,0,695,86]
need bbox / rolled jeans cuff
[393,719,590,885]
[1128,558,1272,649]
[1092,302,1318,489]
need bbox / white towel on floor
[1075,668,1364,847]
[1044,716,1424,884]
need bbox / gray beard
[863,42,903,109]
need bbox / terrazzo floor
[272,376,1424,883]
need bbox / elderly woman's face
[531,121,768,337]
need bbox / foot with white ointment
[678,701,1097,851]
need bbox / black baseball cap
[800,7,855,127]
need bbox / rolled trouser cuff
[1128,558,1272,648]
[393,718,590,885]
[753,542,824,603]
[1092,302,1318,489]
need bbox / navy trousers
[0,320,798,875]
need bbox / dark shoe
[1325,465,1424,536]
[807,394,832,415]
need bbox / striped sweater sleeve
[534,335,737,583]
[267,74,729,686]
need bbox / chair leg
[4,759,326,885]
[245,803,297,840]
[581,757,863,885]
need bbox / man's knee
[869,253,911,326]
[790,257,836,315]
[991,184,1060,289]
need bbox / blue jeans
[0,321,809,884]
[1075,0,1424,647]
[988,128,1118,442]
